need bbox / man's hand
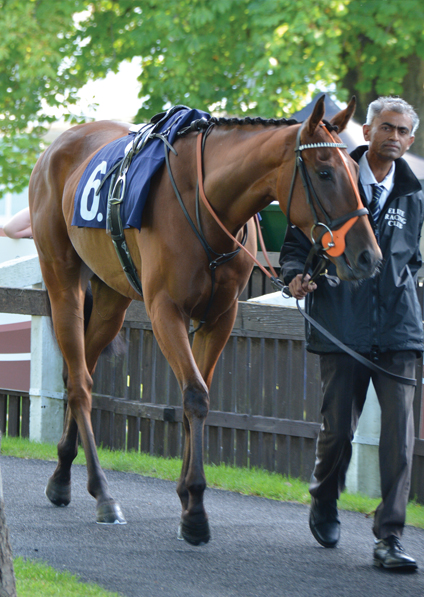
[288,273,317,299]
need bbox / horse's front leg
[177,376,211,545]
[180,304,239,544]
[148,298,210,545]
[151,297,238,545]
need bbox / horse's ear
[305,95,326,136]
[330,96,356,133]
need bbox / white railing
[0,253,64,443]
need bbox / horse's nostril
[357,249,381,275]
[357,249,372,269]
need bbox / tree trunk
[0,434,16,597]
[342,55,424,158]
[400,55,424,158]
[341,67,376,127]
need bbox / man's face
[363,110,415,161]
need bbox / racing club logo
[384,208,406,229]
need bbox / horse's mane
[210,115,299,127]
[177,113,340,138]
[177,114,300,137]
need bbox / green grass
[3,435,424,595]
[14,557,122,597]
[2,435,424,529]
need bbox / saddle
[104,106,190,295]
[103,105,210,296]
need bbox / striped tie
[370,184,383,222]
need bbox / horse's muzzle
[333,246,382,281]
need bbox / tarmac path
[2,455,424,597]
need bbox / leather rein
[103,113,415,386]
[194,120,368,294]
[193,122,416,387]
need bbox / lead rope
[295,128,415,386]
[196,133,415,386]
[296,302,416,386]
[196,134,283,291]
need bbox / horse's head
[280,95,382,282]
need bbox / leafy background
[0,0,423,194]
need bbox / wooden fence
[89,298,424,500]
[1,273,424,502]
[90,300,323,481]
[0,389,30,439]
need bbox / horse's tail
[45,283,126,388]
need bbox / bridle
[193,120,369,293]
[284,122,369,286]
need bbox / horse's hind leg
[79,275,131,522]
[43,262,130,523]
[83,275,131,376]
[45,407,78,507]
[46,272,94,507]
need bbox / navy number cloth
[72,107,210,230]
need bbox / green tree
[1,0,424,195]
[0,0,87,195]
[74,0,347,119]
[76,0,424,151]
[338,0,424,153]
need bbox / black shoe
[309,496,340,548]
[373,535,417,570]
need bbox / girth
[100,106,197,296]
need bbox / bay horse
[28,96,381,546]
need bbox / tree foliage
[75,0,347,119]
[0,0,87,194]
[1,0,424,194]
[338,0,424,151]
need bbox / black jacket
[279,145,424,355]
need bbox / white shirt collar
[359,150,395,192]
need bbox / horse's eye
[318,170,332,180]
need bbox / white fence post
[29,315,64,444]
[345,386,381,498]
[0,253,65,444]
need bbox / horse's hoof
[45,478,71,507]
[178,518,211,546]
[96,500,127,525]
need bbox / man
[280,97,424,569]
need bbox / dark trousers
[309,351,417,539]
